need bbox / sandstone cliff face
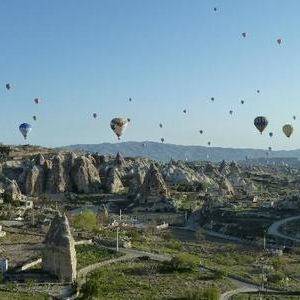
[4,179,22,201]
[25,165,45,195]
[42,212,77,282]
[70,156,101,193]
[45,154,70,193]
[140,163,169,200]
[102,167,124,193]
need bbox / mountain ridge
[60,141,300,162]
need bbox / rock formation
[42,212,77,282]
[140,163,169,201]
[70,156,101,193]
[103,167,124,193]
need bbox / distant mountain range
[60,141,300,162]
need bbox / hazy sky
[0,0,300,150]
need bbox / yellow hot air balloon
[282,124,293,138]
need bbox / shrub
[161,253,198,272]
[183,287,219,300]
[267,271,285,284]
[73,210,97,231]
[165,239,182,251]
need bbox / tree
[73,210,97,231]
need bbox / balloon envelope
[5,83,10,90]
[254,116,268,134]
[33,116,37,121]
[110,117,128,139]
[93,113,97,119]
[19,123,32,139]
[34,98,41,104]
[242,32,247,38]
[282,124,293,138]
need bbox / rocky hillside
[0,144,298,215]
[61,141,300,162]
[0,146,294,203]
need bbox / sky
[0,0,300,150]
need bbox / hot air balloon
[199,130,203,134]
[211,97,215,102]
[34,98,41,104]
[241,100,244,104]
[257,90,260,94]
[183,109,187,113]
[161,138,165,143]
[293,116,296,120]
[207,141,211,146]
[229,110,233,115]
[129,98,132,102]
[282,124,293,138]
[32,116,37,121]
[5,83,11,90]
[214,7,217,11]
[127,118,131,122]
[93,113,97,119]
[254,116,268,134]
[277,38,282,45]
[110,118,128,140]
[269,132,273,138]
[19,123,32,140]
[242,32,247,38]
[268,146,272,152]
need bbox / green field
[78,259,235,300]
[76,244,123,269]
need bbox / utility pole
[119,209,122,223]
[116,227,119,252]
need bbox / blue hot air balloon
[19,123,32,140]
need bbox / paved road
[268,215,300,243]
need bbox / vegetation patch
[76,244,123,269]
